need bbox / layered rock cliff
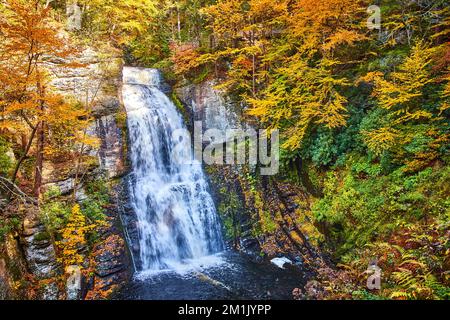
[0,44,132,300]
[174,81,322,272]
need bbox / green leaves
[0,137,12,175]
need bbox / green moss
[260,210,277,234]
[0,137,12,175]
[115,111,128,131]
[217,187,242,241]
[170,92,190,124]
[34,231,51,241]
[312,163,450,259]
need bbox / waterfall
[122,67,224,273]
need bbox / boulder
[270,257,293,269]
[44,178,75,195]
[42,282,60,300]
[66,265,82,300]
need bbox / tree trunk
[11,126,38,185]
[33,121,45,198]
[177,7,181,41]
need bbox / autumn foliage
[164,0,450,299]
[0,0,448,300]
[0,0,91,196]
[56,204,95,268]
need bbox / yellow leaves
[359,71,383,84]
[363,42,435,117]
[393,110,433,124]
[56,204,96,268]
[246,95,279,122]
[390,290,410,300]
[248,0,287,25]
[201,0,246,41]
[402,130,448,173]
[439,102,450,116]
[360,41,448,163]
[322,29,367,52]
[76,134,100,149]
[283,126,308,151]
[3,100,35,114]
[0,119,22,131]
[289,0,366,55]
[315,91,348,130]
[362,127,399,156]
[82,0,157,45]
[247,54,349,151]
[393,43,434,82]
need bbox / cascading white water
[122,67,224,272]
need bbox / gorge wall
[174,81,322,272]
[0,60,322,299]
[0,44,132,300]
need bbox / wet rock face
[92,115,126,179]
[114,177,141,270]
[85,196,133,300]
[42,282,60,300]
[175,81,244,137]
[175,81,257,253]
[21,216,60,280]
[41,46,127,193]
[80,180,133,300]
[44,178,76,195]
[42,114,126,195]
[0,259,11,299]
[174,80,316,265]
[94,235,127,278]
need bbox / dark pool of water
[114,251,307,300]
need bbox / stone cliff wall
[174,80,321,271]
[175,80,245,136]
[0,44,132,300]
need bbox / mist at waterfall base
[120,67,305,299]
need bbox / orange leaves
[170,42,202,75]
[0,0,73,58]
[289,0,366,55]
[322,29,368,52]
[0,0,96,192]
